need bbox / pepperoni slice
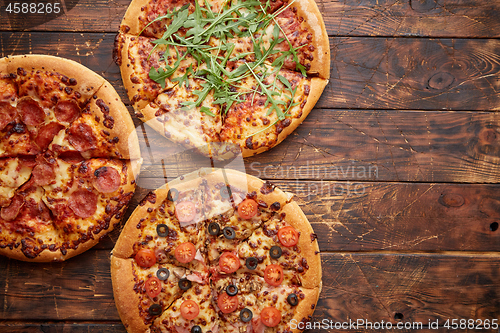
[1,194,24,221]
[68,189,98,218]
[35,122,65,151]
[93,167,121,193]
[0,102,17,131]
[67,123,97,152]
[54,100,80,123]
[18,155,37,168]
[59,151,85,164]
[32,163,55,186]
[17,98,45,126]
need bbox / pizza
[114,0,330,157]
[111,168,321,333]
[0,54,141,262]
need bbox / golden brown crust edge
[201,168,293,207]
[5,54,105,99]
[290,287,321,333]
[292,0,331,79]
[119,0,148,36]
[111,256,150,333]
[92,81,142,160]
[241,77,328,157]
[112,177,203,259]
[282,201,322,289]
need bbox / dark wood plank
[128,182,500,252]
[0,0,129,32]
[328,37,500,111]
[135,109,500,183]
[2,0,500,39]
[1,251,499,324]
[324,0,500,38]
[2,33,500,112]
[0,322,127,333]
[0,322,495,332]
[316,253,500,324]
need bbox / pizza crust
[240,77,328,157]
[291,0,331,79]
[111,256,152,333]
[290,287,321,333]
[5,54,104,101]
[92,82,142,160]
[281,201,322,289]
[112,176,203,259]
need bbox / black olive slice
[208,222,221,236]
[156,224,169,237]
[223,226,236,240]
[156,268,170,281]
[245,257,258,270]
[240,308,253,322]
[178,278,192,291]
[269,246,282,259]
[191,325,202,333]
[287,293,299,306]
[226,284,238,296]
[167,188,179,201]
[220,186,231,199]
[148,304,162,316]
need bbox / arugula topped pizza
[115,0,330,157]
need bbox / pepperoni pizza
[115,0,330,158]
[111,168,321,333]
[0,55,141,262]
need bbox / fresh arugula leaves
[147,0,306,127]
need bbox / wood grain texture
[1,0,500,39]
[124,182,500,252]
[134,110,500,183]
[0,323,493,333]
[2,33,500,112]
[1,251,499,324]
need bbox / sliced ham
[251,317,266,333]
[175,325,190,333]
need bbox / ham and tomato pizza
[114,0,330,157]
[111,168,321,333]
[0,55,141,261]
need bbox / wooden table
[1,0,500,332]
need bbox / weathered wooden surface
[1,252,499,325]
[2,33,500,112]
[2,0,500,39]
[134,109,500,183]
[1,0,500,331]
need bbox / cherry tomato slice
[175,201,196,223]
[260,307,281,327]
[217,292,239,314]
[264,264,284,286]
[180,300,199,320]
[135,248,157,268]
[219,252,240,274]
[278,226,299,247]
[145,276,162,298]
[237,199,258,219]
[174,242,196,263]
